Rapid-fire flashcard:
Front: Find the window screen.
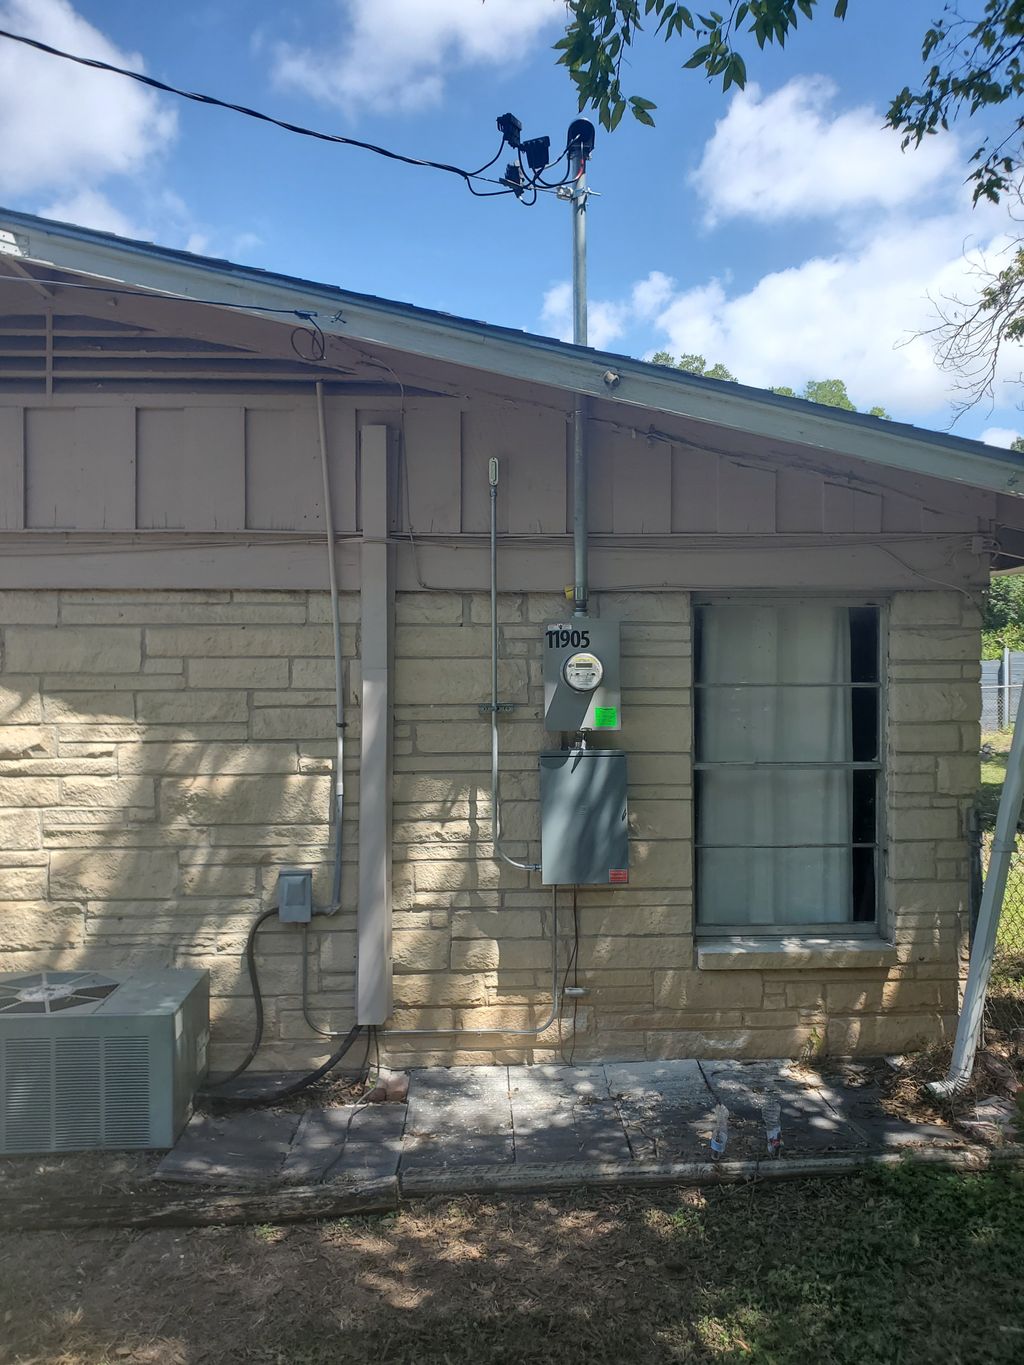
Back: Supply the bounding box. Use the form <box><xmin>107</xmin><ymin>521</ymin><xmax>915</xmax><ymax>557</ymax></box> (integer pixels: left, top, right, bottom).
<box><xmin>694</xmin><ymin>602</ymin><xmax>881</xmax><ymax>932</ymax></box>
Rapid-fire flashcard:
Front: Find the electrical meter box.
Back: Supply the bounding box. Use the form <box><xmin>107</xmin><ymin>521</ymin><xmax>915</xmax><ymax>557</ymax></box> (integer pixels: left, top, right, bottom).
<box><xmin>543</xmin><ymin>616</ymin><xmax>621</xmax><ymax>732</ymax></box>
<box><xmin>539</xmin><ymin>749</ymin><xmax>629</xmax><ymax>886</ymax></box>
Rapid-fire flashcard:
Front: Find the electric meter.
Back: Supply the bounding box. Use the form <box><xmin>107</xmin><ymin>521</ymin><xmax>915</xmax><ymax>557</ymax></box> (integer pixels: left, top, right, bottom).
<box><xmin>563</xmin><ymin>652</ymin><xmax>604</xmax><ymax>692</ymax></box>
<box><xmin>543</xmin><ymin>616</ymin><xmax>621</xmax><ymax>732</ymax></box>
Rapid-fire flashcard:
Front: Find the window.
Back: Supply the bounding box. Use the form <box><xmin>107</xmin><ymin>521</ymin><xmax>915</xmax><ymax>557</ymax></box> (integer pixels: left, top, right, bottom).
<box><xmin>694</xmin><ymin>601</ymin><xmax>882</xmax><ymax>934</ymax></box>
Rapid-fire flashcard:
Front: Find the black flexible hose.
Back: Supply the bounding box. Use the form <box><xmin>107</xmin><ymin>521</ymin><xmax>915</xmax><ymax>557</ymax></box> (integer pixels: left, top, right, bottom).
<box><xmin>197</xmin><ymin>905</ymin><xmax>366</xmax><ymax>1108</ymax></box>
<box><xmin>202</xmin><ymin>1025</ymin><xmax>365</xmax><ymax>1109</ymax></box>
<box><xmin>201</xmin><ymin>904</ymin><xmax>278</xmax><ymax>1088</ymax></box>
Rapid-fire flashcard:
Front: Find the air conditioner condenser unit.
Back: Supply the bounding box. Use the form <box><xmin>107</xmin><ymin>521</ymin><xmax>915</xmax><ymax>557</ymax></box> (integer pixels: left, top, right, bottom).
<box><xmin>0</xmin><ymin>967</ymin><xmax>209</xmax><ymax>1154</ymax></box>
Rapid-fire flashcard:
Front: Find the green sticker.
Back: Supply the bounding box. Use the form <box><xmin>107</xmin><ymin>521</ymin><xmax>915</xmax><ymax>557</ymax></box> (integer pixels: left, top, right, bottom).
<box><xmin>593</xmin><ymin>707</ymin><xmax>618</xmax><ymax>728</ymax></box>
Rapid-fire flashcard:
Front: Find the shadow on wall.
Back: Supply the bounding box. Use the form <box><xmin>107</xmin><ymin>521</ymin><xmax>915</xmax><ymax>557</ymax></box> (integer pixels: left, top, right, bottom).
<box><xmin>0</xmin><ymin>592</ymin><xmax>362</xmax><ymax>1071</ymax></box>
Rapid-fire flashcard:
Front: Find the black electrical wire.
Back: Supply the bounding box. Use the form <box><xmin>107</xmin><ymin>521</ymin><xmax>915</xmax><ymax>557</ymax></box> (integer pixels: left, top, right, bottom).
<box><xmin>569</xmin><ymin>886</ymin><xmax>580</xmax><ymax>1067</ymax></box>
<box><xmin>201</xmin><ymin>1023</ymin><xmax>366</xmax><ymax>1110</ymax></box>
<box><xmin>290</xmin><ymin>313</ymin><xmax>326</xmax><ymax>362</ymax></box>
<box><xmin>196</xmin><ymin>903</ymin><xmax>366</xmax><ymax>1108</ymax></box>
<box><xmin>0</xmin><ymin>27</ymin><xmax>523</xmax><ymax>198</ymax></box>
<box><xmin>200</xmin><ymin>905</ymin><xmax>278</xmax><ymax>1087</ymax></box>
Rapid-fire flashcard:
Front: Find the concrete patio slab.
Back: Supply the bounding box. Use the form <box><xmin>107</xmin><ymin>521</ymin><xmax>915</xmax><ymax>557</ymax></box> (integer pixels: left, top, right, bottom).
<box><xmin>281</xmin><ymin>1104</ymin><xmax>406</xmax><ymax>1184</ymax></box>
<box><xmin>156</xmin><ymin>1111</ymin><xmax>300</xmax><ymax>1184</ymax></box>
<box><xmin>401</xmin><ymin>1065</ymin><xmax>515</xmax><ymax>1172</ymax></box>
<box><xmin>509</xmin><ymin>1065</ymin><xmax>631</xmax><ymax>1165</ymax></box>
<box><xmin>605</xmin><ymin>1060</ymin><xmax>715</xmax><ymax>1161</ymax></box>
<box><xmin>152</xmin><ymin>1058</ymin><xmax>967</xmax><ymax>1191</ymax></box>
<box><xmin>702</xmin><ymin>1060</ymin><xmax>870</xmax><ymax>1157</ymax></box>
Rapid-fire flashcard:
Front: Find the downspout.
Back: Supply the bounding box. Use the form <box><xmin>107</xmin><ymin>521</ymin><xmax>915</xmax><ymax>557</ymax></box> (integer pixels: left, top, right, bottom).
<box><xmin>299</xmin><ymin>380</ymin><xmax>349</xmax><ymax>1040</ymax></box>
<box><xmin>928</xmin><ymin>679</ymin><xmax>1024</xmax><ymax>1097</ymax></box>
<box><xmin>315</xmin><ymin>378</ymin><xmax>345</xmax><ymax>912</ymax></box>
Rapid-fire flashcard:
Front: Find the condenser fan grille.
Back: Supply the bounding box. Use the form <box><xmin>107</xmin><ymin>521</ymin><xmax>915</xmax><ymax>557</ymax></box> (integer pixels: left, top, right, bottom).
<box><xmin>0</xmin><ymin>971</ymin><xmax>119</xmax><ymax>1015</ymax></box>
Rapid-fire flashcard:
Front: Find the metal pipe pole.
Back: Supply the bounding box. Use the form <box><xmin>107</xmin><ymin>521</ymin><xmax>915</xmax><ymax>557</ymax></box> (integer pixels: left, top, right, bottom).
<box><xmin>1004</xmin><ymin>644</ymin><xmax>1011</xmax><ymax>728</ymax></box>
<box><xmin>571</xmin><ymin>143</ymin><xmax>589</xmax><ymax>617</ymax></box>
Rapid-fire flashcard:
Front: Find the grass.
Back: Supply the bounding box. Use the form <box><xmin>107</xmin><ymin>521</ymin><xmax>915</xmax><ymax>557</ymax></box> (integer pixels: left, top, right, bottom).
<box><xmin>2</xmin><ymin>1169</ymin><xmax>1024</xmax><ymax>1364</ymax></box>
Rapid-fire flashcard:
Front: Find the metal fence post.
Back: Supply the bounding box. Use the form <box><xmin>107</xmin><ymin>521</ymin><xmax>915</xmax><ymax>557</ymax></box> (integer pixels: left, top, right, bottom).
<box><xmin>1003</xmin><ymin>645</ymin><xmax>1011</xmax><ymax>729</ymax></box>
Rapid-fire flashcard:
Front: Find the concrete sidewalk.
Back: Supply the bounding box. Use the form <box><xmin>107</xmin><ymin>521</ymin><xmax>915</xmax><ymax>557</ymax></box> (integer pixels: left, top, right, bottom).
<box><xmin>156</xmin><ymin>1059</ymin><xmax>964</xmax><ymax>1192</ymax></box>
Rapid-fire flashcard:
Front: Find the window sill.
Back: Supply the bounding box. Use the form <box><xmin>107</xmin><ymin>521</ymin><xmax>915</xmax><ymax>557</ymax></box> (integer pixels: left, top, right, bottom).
<box><xmin>697</xmin><ymin>936</ymin><xmax>898</xmax><ymax>972</ymax></box>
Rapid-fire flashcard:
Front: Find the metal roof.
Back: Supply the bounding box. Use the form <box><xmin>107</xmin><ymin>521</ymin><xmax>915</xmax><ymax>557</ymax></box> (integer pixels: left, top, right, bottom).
<box><xmin>2</xmin><ymin>204</ymin><xmax>1022</xmax><ymax>497</ymax></box>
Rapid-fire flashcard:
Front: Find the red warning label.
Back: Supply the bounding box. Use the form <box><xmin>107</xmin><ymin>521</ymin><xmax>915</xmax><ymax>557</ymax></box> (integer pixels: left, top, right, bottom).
<box><xmin>609</xmin><ymin>869</ymin><xmax>629</xmax><ymax>884</ymax></box>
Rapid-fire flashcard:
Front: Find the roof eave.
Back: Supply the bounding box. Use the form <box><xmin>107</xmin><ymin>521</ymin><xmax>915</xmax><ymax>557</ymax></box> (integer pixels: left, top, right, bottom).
<box><xmin>2</xmin><ymin>208</ymin><xmax>1023</xmax><ymax>498</ymax></box>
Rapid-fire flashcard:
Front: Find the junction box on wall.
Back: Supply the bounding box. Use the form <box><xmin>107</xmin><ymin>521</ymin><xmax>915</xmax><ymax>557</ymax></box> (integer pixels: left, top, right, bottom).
<box><xmin>539</xmin><ymin>615</ymin><xmax>629</xmax><ymax>886</ymax></box>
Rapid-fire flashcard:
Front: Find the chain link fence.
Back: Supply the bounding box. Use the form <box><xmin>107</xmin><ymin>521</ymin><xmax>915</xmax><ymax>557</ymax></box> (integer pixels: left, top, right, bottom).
<box><xmin>972</xmin><ymin>822</ymin><xmax>1024</xmax><ymax>1037</ymax></box>
<box><xmin>980</xmin><ymin>652</ymin><xmax>1024</xmax><ymax>729</ymax></box>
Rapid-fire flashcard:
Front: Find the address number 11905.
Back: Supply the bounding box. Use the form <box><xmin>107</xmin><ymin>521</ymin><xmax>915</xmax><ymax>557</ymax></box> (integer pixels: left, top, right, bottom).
<box><xmin>546</xmin><ymin>627</ymin><xmax>591</xmax><ymax>649</ymax></box>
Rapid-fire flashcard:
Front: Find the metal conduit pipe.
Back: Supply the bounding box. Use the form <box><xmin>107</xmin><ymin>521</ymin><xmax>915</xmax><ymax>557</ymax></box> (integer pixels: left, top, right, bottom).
<box><xmin>571</xmin><ymin>140</ymin><xmax>589</xmax><ymax>618</ymax></box>
<box><xmin>382</xmin><ymin>886</ymin><xmax>563</xmax><ymax>1038</ymax></box>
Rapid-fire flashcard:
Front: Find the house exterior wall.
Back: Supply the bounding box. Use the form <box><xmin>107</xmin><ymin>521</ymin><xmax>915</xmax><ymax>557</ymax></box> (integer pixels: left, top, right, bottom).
<box><xmin>0</xmin><ymin>584</ymin><xmax>978</xmax><ymax>1069</ymax></box>
<box><xmin>0</xmin><ymin>303</ymin><xmax>995</xmax><ymax>1067</ymax></box>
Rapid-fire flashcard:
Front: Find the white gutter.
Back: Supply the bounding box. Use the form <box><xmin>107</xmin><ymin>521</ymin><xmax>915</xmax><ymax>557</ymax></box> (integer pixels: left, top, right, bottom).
<box><xmin>928</xmin><ymin>682</ymin><xmax>1024</xmax><ymax>1097</ymax></box>
<box><xmin>3</xmin><ymin>211</ymin><xmax>1024</xmax><ymax>498</ymax></box>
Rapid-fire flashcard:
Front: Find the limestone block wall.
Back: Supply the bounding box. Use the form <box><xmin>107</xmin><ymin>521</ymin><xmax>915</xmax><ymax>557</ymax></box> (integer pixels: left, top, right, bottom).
<box><xmin>0</xmin><ymin>589</ymin><xmax>362</xmax><ymax>1070</ymax></box>
<box><xmin>0</xmin><ymin>587</ymin><xmax>979</xmax><ymax>1069</ymax></box>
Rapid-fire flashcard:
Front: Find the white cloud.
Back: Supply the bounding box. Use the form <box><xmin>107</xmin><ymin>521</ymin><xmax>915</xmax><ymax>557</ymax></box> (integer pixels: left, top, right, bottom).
<box><xmin>546</xmin><ymin>207</ymin><xmax>1024</xmax><ymax>416</ymax></box>
<box><xmin>38</xmin><ymin>188</ymin><xmax>145</xmax><ymax>238</ymax></box>
<box><xmin>38</xmin><ymin>187</ymin><xmax>220</xmax><ymax>259</ymax></box>
<box><xmin>271</xmin><ymin>0</ymin><xmax>560</xmax><ymax>114</ymax></box>
<box><xmin>982</xmin><ymin>427</ymin><xmax>1023</xmax><ymax>448</ymax></box>
<box><xmin>540</xmin><ymin>277</ymin><xmax>645</xmax><ymax>352</ymax></box>
<box><xmin>693</xmin><ymin>77</ymin><xmax>959</xmax><ymax>225</ymax></box>
<box><xmin>645</xmin><ymin>200</ymin><xmax>1024</xmax><ymax>413</ymax></box>
<box><xmin>0</xmin><ymin>0</ymin><xmax>176</xmax><ymax>196</ymax></box>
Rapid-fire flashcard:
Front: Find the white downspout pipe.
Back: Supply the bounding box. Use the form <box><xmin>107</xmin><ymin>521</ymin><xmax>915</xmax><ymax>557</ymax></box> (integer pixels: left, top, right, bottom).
<box><xmin>928</xmin><ymin>680</ymin><xmax>1024</xmax><ymax>1097</ymax></box>
<box><xmin>315</xmin><ymin>379</ymin><xmax>345</xmax><ymax>913</ymax></box>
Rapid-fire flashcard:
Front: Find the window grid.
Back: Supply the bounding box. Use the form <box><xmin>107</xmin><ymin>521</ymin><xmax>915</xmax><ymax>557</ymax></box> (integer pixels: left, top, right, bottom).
<box><xmin>693</xmin><ymin>601</ymin><xmax>884</xmax><ymax>937</ymax></box>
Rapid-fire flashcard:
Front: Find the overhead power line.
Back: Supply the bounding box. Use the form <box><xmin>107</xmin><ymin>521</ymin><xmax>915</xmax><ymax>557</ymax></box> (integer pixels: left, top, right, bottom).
<box><xmin>0</xmin><ymin>26</ymin><xmax>572</xmax><ymax>200</ymax></box>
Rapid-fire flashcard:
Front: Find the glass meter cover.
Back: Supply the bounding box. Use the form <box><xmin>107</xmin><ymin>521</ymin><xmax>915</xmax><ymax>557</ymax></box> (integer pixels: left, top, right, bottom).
<box><xmin>562</xmin><ymin>651</ymin><xmax>604</xmax><ymax>693</ymax></box>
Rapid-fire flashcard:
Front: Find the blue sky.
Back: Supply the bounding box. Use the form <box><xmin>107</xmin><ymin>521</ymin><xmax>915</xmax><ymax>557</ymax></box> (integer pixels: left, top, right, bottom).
<box><xmin>1</xmin><ymin>0</ymin><xmax>1023</xmax><ymax>445</ymax></box>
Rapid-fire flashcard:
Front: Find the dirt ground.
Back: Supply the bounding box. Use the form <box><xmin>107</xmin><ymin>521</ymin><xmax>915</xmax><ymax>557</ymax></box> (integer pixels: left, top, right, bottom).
<box><xmin>3</xmin><ymin>1168</ymin><xmax>1024</xmax><ymax>1365</ymax></box>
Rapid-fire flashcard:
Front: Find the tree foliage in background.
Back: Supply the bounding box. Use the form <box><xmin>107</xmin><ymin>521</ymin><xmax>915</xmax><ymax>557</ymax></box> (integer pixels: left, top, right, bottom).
<box><xmin>558</xmin><ymin>4</ymin><xmax>1024</xmax><ymax>412</ymax></box>
<box><xmin>650</xmin><ymin>354</ymin><xmax>890</xmax><ymax>414</ymax></box>
<box><xmin>558</xmin><ymin>2</ymin><xmax>1023</xmax><ymax>204</ymax></box>
<box><xmin>650</xmin><ymin>349</ymin><xmax>737</xmax><ymax>379</ymax></box>
<box><xmin>771</xmin><ymin>377</ymin><xmax>890</xmax><ymax>417</ymax></box>
<box><xmin>983</xmin><ymin>573</ymin><xmax>1024</xmax><ymax>655</ymax></box>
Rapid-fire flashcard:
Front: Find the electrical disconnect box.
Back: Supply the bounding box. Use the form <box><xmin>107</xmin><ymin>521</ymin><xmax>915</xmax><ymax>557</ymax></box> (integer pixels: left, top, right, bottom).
<box><xmin>540</xmin><ymin>749</ymin><xmax>629</xmax><ymax>886</ymax></box>
<box><xmin>543</xmin><ymin>616</ymin><xmax>621</xmax><ymax>733</ymax></box>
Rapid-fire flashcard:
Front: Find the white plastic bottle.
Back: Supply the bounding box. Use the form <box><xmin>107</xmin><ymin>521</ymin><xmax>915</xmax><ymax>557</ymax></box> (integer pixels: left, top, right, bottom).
<box><xmin>710</xmin><ymin>1103</ymin><xmax>729</xmax><ymax>1160</ymax></box>
<box><xmin>763</xmin><ymin>1092</ymin><xmax>782</xmax><ymax>1158</ymax></box>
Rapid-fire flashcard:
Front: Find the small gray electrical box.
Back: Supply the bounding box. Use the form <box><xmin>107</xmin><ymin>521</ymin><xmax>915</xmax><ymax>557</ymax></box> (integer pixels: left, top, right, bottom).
<box><xmin>277</xmin><ymin>869</ymin><xmax>313</xmax><ymax>923</ymax></box>
<box><xmin>543</xmin><ymin>616</ymin><xmax>621</xmax><ymax>732</ymax></box>
<box><xmin>540</xmin><ymin>749</ymin><xmax>629</xmax><ymax>886</ymax></box>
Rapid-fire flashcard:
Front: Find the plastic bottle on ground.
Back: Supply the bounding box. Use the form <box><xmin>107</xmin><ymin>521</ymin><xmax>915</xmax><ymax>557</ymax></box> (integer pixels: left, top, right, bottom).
<box><xmin>710</xmin><ymin>1102</ymin><xmax>729</xmax><ymax>1160</ymax></box>
<box><xmin>763</xmin><ymin>1091</ymin><xmax>782</xmax><ymax>1158</ymax></box>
